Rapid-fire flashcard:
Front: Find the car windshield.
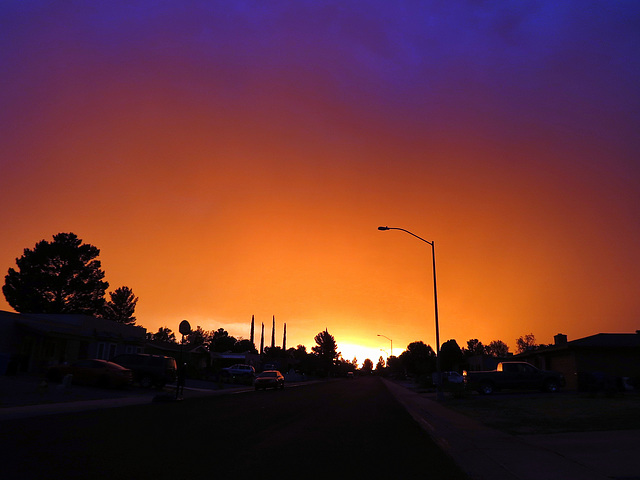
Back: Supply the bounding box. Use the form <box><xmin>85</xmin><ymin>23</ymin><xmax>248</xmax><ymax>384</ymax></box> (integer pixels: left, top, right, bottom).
<box><xmin>259</xmin><ymin>372</ymin><xmax>277</xmax><ymax>377</ymax></box>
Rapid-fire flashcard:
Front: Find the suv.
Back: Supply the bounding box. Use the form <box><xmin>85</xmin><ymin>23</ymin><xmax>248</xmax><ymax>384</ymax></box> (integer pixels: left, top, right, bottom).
<box><xmin>111</xmin><ymin>354</ymin><xmax>177</xmax><ymax>388</ymax></box>
<box><xmin>221</xmin><ymin>364</ymin><xmax>255</xmax><ymax>379</ymax></box>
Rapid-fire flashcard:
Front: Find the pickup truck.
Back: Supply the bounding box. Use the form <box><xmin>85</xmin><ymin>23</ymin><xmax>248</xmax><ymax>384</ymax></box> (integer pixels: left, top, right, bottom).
<box><xmin>464</xmin><ymin>361</ymin><xmax>565</xmax><ymax>394</ymax></box>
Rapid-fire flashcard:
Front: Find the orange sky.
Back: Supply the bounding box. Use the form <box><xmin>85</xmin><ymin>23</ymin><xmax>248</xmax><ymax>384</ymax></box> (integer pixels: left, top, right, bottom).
<box><xmin>2</xmin><ymin>2</ymin><xmax>639</xmax><ymax>363</ymax></box>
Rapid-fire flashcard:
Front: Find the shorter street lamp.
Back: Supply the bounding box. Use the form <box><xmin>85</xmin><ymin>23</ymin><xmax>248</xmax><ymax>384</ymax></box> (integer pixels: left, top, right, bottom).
<box><xmin>378</xmin><ymin>226</ymin><xmax>443</xmax><ymax>401</ymax></box>
<box><xmin>377</xmin><ymin>334</ymin><xmax>393</xmax><ymax>357</ymax></box>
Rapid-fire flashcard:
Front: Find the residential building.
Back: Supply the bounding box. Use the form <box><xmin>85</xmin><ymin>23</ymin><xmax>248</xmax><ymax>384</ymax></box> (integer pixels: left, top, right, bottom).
<box><xmin>0</xmin><ymin>310</ymin><xmax>146</xmax><ymax>375</ymax></box>
<box><xmin>515</xmin><ymin>332</ymin><xmax>640</xmax><ymax>390</ymax></box>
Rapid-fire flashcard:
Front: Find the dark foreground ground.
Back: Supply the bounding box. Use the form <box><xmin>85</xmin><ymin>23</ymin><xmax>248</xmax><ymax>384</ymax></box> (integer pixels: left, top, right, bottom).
<box><xmin>443</xmin><ymin>388</ymin><xmax>640</xmax><ymax>434</ymax></box>
<box><xmin>0</xmin><ymin>376</ymin><xmax>467</xmax><ymax>479</ymax></box>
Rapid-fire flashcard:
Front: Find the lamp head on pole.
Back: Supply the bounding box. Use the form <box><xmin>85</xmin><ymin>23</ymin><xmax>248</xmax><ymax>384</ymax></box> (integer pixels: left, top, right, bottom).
<box><xmin>378</xmin><ymin>226</ymin><xmax>389</xmax><ymax>231</ymax></box>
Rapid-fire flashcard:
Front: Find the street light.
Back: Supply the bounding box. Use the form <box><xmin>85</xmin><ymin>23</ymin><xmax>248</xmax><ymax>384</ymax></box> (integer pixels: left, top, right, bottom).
<box><xmin>378</xmin><ymin>225</ymin><xmax>443</xmax><ymax>401</ymax></box>
<box><xmin>377</xmin><ymin>334</ymin><xmax>393</xmax><ymax>357</ymax></box>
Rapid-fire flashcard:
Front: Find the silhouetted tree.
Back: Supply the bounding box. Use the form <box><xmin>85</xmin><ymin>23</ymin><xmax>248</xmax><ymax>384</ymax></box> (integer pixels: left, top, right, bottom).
<box><xmin>102</xmin><ymin>286</ymin><xmax>138</xmax><ymax>324</ymax></box>
<box><xmin>290</xmin><ymin>344</ymin><xmax>317</xmax><ymax>375</ymax></box>
<box><xmin>3</xmin><ymin>233</ymin><xmax>108</xmax><ymax>315</ymax></box>
<box><xmin>292</xmin><ymin>344</ymin><xmax>308</xmax><ymax>361</ymax></box>
<box><xmin>312</xmin><ymin>329</ymin><xmax>339</xmax><ymax>373</ymax></box>
<box><xmin>209</xmin><ymin>328</ymin><xmax>236</xmax><ymax>352</ymax></box>
<box><xmin>234</xmin><ymin>338</ymin><xmax>258</xmax><ymax>354</ymax></box>
<box><xmin>333</xmin><ymin>357</ymin><xmax>356</xmax><ymax>377</ymax></box>
<box><xmin>263</xmin><ymin>345</ymin><xmax>285</xmax><ymax>363</ymax></box>
<box><xmin>465</xmin><ymin>338</ymin><xmax>486</xmax><ymax>356</ymax></box>
<box><xmin>186</xmin><ymin>325</ymin><xmax>210</xmax><ymax>347</ymax></box>
<box><xmin>148</xmin><ymin>327</ymin><xmax>177</xmax><ymax>343</ymax></box>
<box><xmin>439</xmin><ymin>339</ymin><xmax>463</xmax><ymax>372</ymax></box>
<box><xmin>361</xmin><ymin>358</ymin><xmax>373</xmax><ymax>374</ymax></box>
<box><xmin>386</xmin><ymin>355</ymin><xmax>403</xmax><ymax>377</ymax></box>
<box><xmin>516</xmin><ymin>333</ymin><xmax>537</xmax><ymax>354</ymax></box>
<box><xmin>351</xmin><ymin>357</ymin><xmax>359</xmax><ymax>370</ymax></box>
<box><xmin>486</xmin><ymin>340</ymin><xmax>509</xmax><ymax>357</ymax></box>
<box><xmin>375</xmin><ymin>356</ymin><xmax>386</xmax><ymax>374</ymax></box>
<box><xmin>399</xmin><ymin>341</ymin><xmax>436</xmax><ymax>377</ymax></box>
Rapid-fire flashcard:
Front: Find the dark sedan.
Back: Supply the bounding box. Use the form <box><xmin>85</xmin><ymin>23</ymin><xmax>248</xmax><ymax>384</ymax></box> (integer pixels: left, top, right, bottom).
<box><xmin>254</xmin><ymin>370</ymin><xmax>285</xmax><ymax>390</ymax></box>
<box><xmin>46</xmin><ymin>359</ymin><xmax>133</xmax><ymax>388</ymax></box>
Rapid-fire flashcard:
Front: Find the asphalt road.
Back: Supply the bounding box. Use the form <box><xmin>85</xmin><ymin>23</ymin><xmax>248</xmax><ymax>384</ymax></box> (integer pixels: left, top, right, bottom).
<box><xmin>1</xmin><ymin>376</ymin><xmax>467</xmax><ymax>479</ymax></box>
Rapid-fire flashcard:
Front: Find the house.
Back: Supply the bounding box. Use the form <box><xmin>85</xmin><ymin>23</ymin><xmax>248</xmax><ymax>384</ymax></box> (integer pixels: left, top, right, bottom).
<box><xmin>515</xmin><ymin>332</ymin><xmax>640</xmax><ymax>390</ymax></box>
<box><xmin>0</xmin><ymin>310</ymin><xmax>146</xmax><ymax>375</ymax></box>
<box><xmin>145</xmin><ymin>339</ymin><xmax>213</xmax><ymax>378</ymax></box>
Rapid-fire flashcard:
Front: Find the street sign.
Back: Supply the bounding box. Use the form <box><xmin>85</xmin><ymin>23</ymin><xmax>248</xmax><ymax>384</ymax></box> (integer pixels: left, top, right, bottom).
<box><xmin>179</xmin><ymin>320</ymin><xmax>191</xmax><ymax>336</ymax></box>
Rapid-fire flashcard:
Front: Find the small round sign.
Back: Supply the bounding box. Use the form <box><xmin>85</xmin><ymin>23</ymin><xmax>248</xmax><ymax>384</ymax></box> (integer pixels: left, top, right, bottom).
<box><xmin>179</xmin><ymin>320</ymin><xmax>191</xmax><ymax>335</ymax></box>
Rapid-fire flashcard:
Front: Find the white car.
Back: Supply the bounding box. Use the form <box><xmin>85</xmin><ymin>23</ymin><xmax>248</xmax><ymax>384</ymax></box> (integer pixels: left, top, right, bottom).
<box><xmin>221</xmin><ymin>364</ymin><xmax>255</xmax><ymax>378</ymax></box>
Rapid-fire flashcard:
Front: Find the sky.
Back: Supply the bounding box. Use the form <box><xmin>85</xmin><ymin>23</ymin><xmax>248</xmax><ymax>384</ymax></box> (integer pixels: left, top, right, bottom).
<box><xmin>1</xmin><ymin>1</ymin><xmax>639</xmax><ymax>364</ymax></box>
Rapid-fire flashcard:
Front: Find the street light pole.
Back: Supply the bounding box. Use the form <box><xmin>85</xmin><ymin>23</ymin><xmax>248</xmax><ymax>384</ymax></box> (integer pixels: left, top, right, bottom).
<box><xmin>377</xmin><ymin>334</ymin><xmax>393</xmax><ymax>357</ymax></box>
<box><xmin>378</xmin><ymin>226</ymin><xmax>443</xmax><ymax>401</ymax></box>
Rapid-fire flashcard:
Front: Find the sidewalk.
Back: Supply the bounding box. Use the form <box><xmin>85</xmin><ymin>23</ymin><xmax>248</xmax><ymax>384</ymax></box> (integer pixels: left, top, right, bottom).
<box><xmin>383</xmin><ymin>378</ymin><xmax>640</xmax><ymax>480</ymax></box>
<box><xmin>0</xmin><ymin>375</ymin><xmax>251</xmax><ymax>421</ymax></box>
<box><xmin>0</xmin><ymin>374</ymin><xmax>318</xmax><ymax>422</ymax></box>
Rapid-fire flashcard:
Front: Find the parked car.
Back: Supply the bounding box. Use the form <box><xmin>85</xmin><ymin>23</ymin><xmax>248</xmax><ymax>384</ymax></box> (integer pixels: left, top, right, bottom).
<box><xmin>46</xmin><ymin>359</ymin><xmax>133</xmax><ymax>388</ymax></box>
<box><xmin>111</xmin><ymin>353</ymin><xmax>177</xmax><ymax>388</ymax></box>
<box><xmin>221</xmin><ymin>364</ymin><xmax>255</xmax><ymax>379</ymax></box>
<box><xmin>254</xmin><ymin>370</ymin><xmax>285</xmax><ymax>390</ymax></box>
<box><xmin>464</xmin><ymin>361</ymin><xmax>565</xmax><ymax>394</ymax></box>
